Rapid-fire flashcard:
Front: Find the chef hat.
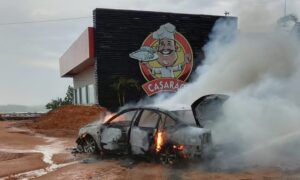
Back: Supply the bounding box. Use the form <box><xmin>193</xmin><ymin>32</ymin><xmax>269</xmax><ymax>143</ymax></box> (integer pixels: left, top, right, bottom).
<box><xmin>153</xmin><ymin>23</ymin><xmax>176</xmax><ymax>40</ymax></box>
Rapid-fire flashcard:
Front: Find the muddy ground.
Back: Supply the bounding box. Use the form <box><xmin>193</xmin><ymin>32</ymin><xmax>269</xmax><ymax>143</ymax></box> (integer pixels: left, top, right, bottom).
<box><xmin>1</xmin><ymin>120</ymin><xmax>300</xmax><ymax>180</ymax></box>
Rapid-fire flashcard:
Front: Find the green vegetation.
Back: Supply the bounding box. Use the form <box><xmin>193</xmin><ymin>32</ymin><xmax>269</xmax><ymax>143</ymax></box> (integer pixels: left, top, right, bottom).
<box><xmin>111</xmin><ymin>77</ymin><xmax>140</xmax><ymax>106</ymax></box>
<box><xmin>46</xmin><ymin>86</ymin><xmax>74</xmax><ymax>110</ymax></box>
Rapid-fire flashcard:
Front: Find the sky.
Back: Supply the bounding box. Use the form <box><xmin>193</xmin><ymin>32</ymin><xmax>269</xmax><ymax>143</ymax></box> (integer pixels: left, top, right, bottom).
<box><xmin>0</xmin><ymin>0</ymin><xmax>299</xmax><ymax>106</ymax></box>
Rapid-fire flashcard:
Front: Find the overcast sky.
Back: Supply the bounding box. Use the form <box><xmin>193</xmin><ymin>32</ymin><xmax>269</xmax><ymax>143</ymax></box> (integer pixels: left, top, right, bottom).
<box><xmin>0</xmin><ymin>0</ymin><xmax>299</xmax><ymax>106</ymax></box>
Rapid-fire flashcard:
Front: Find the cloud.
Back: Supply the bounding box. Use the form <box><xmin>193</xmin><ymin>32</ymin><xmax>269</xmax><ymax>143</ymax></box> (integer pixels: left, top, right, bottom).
<box><xmin>1</xmin><ymin>0</ymin><xmax>300</xmax><ymax>105</ymax></box>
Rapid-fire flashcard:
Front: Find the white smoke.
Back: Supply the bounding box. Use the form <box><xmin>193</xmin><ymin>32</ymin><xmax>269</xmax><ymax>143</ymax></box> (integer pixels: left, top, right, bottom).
<box><xmin>154</xmin><ymin>16</ymin><xmax>300</xmax><ymax>170</ymax></box>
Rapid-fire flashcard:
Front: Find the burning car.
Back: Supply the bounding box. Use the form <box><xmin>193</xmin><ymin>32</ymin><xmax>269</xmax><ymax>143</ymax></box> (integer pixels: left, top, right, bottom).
<box><xmin>75</xmin><ymin>94</ymin><xmax>229</xmax><ymax>164</ymax></box>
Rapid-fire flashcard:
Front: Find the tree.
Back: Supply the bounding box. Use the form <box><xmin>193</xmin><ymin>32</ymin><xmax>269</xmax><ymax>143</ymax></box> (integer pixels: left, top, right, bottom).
<box><xmin>111</xmin><ymin>77</ymin><xmax>140</xmax><ymax>106</ymax></box>
<box><xmin>45</xmin><ymin>97</ymin><xmax>64</xmax><ymax>110</ymax></box>
<box><xmin>46</xmin><ymin>86</ymin><xmax>74</xmax><ymax>110</ymax></box>
<box><xmin>63</xmin><ymin>86</ymin><xmax>74</xmax><ymax>104</ymax></box>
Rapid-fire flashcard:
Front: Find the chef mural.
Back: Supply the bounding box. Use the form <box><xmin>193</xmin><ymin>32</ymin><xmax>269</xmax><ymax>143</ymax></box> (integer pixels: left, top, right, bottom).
<box><xmin>129</xmin><ymin>23</ymin><xmax>193</xmax><ymax>96</ymax></box>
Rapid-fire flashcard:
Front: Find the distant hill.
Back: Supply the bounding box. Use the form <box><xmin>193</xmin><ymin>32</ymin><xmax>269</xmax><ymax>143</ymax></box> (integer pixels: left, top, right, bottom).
<box><xmin>0</xmin><ymin>105</ymin><xmax>48</xmax><ymax>113</ymax></box>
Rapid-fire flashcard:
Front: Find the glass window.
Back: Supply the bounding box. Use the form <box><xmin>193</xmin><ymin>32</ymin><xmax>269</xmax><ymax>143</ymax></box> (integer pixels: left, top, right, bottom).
<box><xmin>81</xmin><ymin>87</ymin><xmax>87</xmax><ymax>104</ymax></box>
<box><xmin>76</xmin><ymin>88</ymin><xmax>81</xmax><ymax>104</ymax></box>
<box><xmin>164</xmin><ymin>115</ymin><xmax>176</xmax><ymax>128</ymax></box>
<box><xmin>87</xmin><ymin>84</ymin><xmax>95</xmax><ymax>104</ymax></box>
<box><xmin>138</xmin><ymin>110</ymin><xmax>160</xmax><ymax>128</ymax></box>
<box><xmin>73</xmin><ymin>89</ymin><xmax>77</xmax><ymax>104</ymax></box>
<box><xmin>109</xmin><ymin>110</ymin><xmax>138</xmax><ymax>124</ymax></box>
<box><xmin>86</xmin><ymin>86</ymin><xmax>89</xmax><ymax>104</ymax></box>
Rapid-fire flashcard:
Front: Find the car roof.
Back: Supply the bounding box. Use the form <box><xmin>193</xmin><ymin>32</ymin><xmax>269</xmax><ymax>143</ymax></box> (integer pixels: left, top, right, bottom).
<box><xmin>145</xmin><ymin>104</ymin><xmax>191</xmax><ymax>111</ymax></box>
<box><xmin>120</xmin><ymin>104</ymin><xmax>191</xmax><ymax>113</ymax></box>
<box><xmin>107</xmin><ymin>105</ymin><xmax>195</xmax><ymax>126</ymax></box>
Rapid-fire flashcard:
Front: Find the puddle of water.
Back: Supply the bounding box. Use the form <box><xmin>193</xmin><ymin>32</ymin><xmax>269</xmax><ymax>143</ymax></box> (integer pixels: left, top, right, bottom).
<box><xmin>0</xmin><ymin>130</ymin><xmax>77</xmax><ymax>179</ymax></box>
<box><xmin>8</xmin><ymin>161</ymin><xmax>77</xmax><ymax>180</ymax></box>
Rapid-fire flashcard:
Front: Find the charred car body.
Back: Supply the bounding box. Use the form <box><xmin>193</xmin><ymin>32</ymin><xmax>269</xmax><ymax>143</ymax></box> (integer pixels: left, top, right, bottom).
<box><xmin>75</xmin><ymin>94</ymin><xmax>228</xmax><ymax>164</ymax></box>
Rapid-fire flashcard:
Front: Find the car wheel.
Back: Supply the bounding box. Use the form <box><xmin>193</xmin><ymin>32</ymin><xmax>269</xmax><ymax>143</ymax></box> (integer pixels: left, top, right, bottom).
<box><xmin>76</xmin><ymin>144</ymin><xmax>84</xmax><ymax>153</ymax></box>
<box><xmin>83</xmin><ymin>136</ymin><xmax>98</xmax><ymax>153</ymax></box>
<box><xmin>159</xmin><ymin>147</ymin><xmax>177</xmax><ymax>165</ymax></box>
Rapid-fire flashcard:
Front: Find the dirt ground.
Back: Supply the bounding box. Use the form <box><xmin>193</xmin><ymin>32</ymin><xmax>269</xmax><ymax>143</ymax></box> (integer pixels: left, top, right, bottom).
<box><xmin>1</xmin><ymin>105</ymin><xmax>300</xmax><ymax>179</ymax></box>
<box><xmin>1</xmin><ymin>120</ymin><xmax>300</xmax><ymax>180</ymax></box>
<box><xmin>27</xmin><ymin>105</ymin><xmax>106</xmax><ymax>138</ymax></box>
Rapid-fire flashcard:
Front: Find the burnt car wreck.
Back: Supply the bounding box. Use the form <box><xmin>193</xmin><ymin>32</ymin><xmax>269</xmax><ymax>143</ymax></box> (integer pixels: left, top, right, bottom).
<box><xmin>75</xmin><ymin>94</ymin><xmax>229</xmax><ymax>164</ymax></box>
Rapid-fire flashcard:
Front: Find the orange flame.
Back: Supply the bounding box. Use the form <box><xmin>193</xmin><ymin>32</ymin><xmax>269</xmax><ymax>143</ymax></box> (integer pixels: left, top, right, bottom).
<box><xmin>103</xmin><ymin>113</ymin><xmax>116</xmax><ymax>122</ymax></box>
<box><xmin>156</xmin><ymin>131</ymin><xmax>164</xmax><ymax>152</ymax></box>
<box><xmin>103</xmin><ymin>112</ymin><xmax>130</xmax><ymax>123</ymax></box>
<box><xmin>173</xmin><ymin>145</ymin><xmax>184</xmax><ymax>151</ymax></box>
<box><xmin>178</xmin><ymin>145</ymin><xmax>184</xmax><ymax>151</ymax></box>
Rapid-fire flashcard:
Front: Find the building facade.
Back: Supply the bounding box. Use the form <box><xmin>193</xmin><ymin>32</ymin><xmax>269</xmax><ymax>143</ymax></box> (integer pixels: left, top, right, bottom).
<box><xmin>59</xmin><ymin>8</ymin><xmax>237</xmax><ymax>110</ymax></box>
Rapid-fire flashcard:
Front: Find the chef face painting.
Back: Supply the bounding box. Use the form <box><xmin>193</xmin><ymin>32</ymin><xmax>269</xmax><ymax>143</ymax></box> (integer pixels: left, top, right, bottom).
<box><xmin>157</xmin><ymin>38</ymin><xmax>177</xmax><ymax>67</ymax></box>
<box><xmin>129</xmin><ymin>23</ymin><xmax>193</xmax><ymax>96</ymax></box>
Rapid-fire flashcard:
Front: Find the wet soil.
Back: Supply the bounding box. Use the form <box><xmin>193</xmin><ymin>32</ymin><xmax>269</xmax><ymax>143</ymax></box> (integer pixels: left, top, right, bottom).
<box><xmin>1</xmin><ymin>118</ymin><xmax>300</xmax><ymax>179</ymax></box>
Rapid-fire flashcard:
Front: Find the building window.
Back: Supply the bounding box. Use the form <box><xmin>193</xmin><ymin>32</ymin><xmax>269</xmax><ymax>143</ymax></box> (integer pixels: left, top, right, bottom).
<box><xmin>87</xmin><ymin>84</ymin><xmax>95</xmax><ymax>104</ymax></box>
<box><xmin>86</xmin><ymin>86</ymin><xmax>89</xmax><ymax>104</ymax></box>
<box><xmin>74</xmin><ymin>89</ymin><xmax>77</xmax><ymax>104</ymax></box>
<box><xmin>81</xmin><ymin>87</ymin><xmax>87</xmax><ymax>104</ymax></box>
<box><xmin>76</xmin><ymin>88</ymin><xmax>81</xmax><ymax>104</ymax></box>
<box><xmin>74</xmin><ymin>85</ymin><xmax>95</xmax><ymax>105</ymax></box>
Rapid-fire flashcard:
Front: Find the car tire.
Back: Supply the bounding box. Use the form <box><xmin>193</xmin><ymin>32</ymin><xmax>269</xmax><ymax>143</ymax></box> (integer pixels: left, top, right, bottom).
<box><xmin>83</xmin><ymin>136</ymin><xmax>99</xmax><ymax>154</ymax></box>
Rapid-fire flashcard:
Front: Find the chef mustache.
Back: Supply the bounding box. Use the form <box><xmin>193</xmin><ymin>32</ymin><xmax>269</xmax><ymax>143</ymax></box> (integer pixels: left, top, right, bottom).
<box><xmin>155</xmin><ymin>42</ymin><xmax>179</xmax><ymax>53</ymax></box>
<box><xmin>157</xmin><ymin>49</ymin><xmax>176</xmax><ymax>54</ymax></box>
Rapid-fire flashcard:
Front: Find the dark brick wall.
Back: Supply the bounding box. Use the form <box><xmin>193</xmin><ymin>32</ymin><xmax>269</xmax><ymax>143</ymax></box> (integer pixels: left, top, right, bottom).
<box><xmin>93</xmin><ymin>8</ymin><xmax>236</xmax><ymax>110</ymax></box>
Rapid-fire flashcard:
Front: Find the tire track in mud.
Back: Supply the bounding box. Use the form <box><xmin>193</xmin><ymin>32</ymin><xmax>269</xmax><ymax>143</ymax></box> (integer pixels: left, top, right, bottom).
<box><xmin>0</xmin><ymin>152</ymin><xmax>24</xmax><ymax>161</ymax></box>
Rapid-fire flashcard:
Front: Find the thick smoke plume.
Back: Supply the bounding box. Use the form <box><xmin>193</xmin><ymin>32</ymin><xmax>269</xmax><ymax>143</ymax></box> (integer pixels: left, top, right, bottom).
<box><xmin>155</xmin><ymin>16</ymin><xmax>300</xmax><ymax>170</ymax></box>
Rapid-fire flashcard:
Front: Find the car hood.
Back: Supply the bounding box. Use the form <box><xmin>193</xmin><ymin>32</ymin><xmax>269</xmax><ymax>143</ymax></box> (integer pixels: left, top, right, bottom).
<box><xmin>78</xmin><ymin>121</ymin><xmax>103</xmax><ymax>136</ymax></box>
<box><xmin>191</xmin><ymin>94</ymin><xmax>229</xmax><ymax>127</ymax></box>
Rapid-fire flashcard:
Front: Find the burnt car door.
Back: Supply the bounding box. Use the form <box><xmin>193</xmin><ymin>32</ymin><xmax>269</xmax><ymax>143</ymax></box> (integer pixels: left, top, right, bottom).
<box><xmin>100</xmin><ymin>109</ymin><xmax>139</xmax><ymax>152</ymax></box>
<box><xmin>191</xmin><ymin>94</ymin><xmax>229</xmax><ymax>127</ymax></box>
<box><xmin>130</xmin><ymin>109</ymin><xmax>161</xmax><ymax>155</ymax></box>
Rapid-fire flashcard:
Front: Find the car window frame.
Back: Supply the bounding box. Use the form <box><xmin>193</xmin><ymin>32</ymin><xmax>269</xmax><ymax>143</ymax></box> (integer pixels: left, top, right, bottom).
<box><xmin>161</xmin><ymin>113</ymin><xmax>177</xmax><ymax>129</ymax></box>
<box><xmin>104</xmin><ymin>109</ymin><xmax>139</xmax><ymax>125</ymax></box>
<box><xmin>133</xmin><ymin>109</ymin><xmax>162</xmax><ymax>129</ymax></box>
